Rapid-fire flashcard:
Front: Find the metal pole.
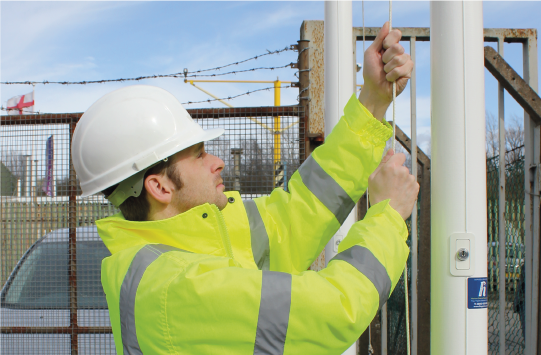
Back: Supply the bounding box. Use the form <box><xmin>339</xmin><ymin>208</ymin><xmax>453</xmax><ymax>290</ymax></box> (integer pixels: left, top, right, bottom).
<box><xmin>381</xmin><ymin>304</ymin><xmax>388</xmax><ymax>355</ymax></box>
<box><xmin>324</xmin><ymin>2</ymin><xmax>356</xmax><ymax>354</ymax></box>
<box><xmin>274</xmin><ymin>79</ymin><xmax>283</xmax><ymax>188</ymax></box>
<box><xmin>68</xmin><ymin>122</ymin><xmax>78</xmax><ymax>355</ymax></box>
<box><xmin>497</xmin><ymin>37</ymin><xmax>506</xmax><ymax>355</ymax></box>
<box><xmin>231</xmin><ymin>148</ymin><xmax>242</xmax><ymax>192</ymax></box>
<box><xmin>523</xmin><ymin>31</ymin><xmax>540</xmax><ymax>355</ymax></box>
<box><xmin>410</xmin><ymin>36</ymin><xmax>418</xmax><ymax>355</ymax></box>
<box><xmin>430</xmin><ymin>2</ymin><xmax>488</xmax><ymax>354</ymax></box>
<box><xmin>22</xmin><ymin>155</ymin><xmax>31</xmax><ymax>197</ymax></box>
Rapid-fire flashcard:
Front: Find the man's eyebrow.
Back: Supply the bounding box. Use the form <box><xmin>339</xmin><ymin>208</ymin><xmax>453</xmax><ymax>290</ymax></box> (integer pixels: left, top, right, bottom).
<box><xmin>195</xmin><ymin>143</ymin><xmax>204</xmax><ymax>154</ymax></box>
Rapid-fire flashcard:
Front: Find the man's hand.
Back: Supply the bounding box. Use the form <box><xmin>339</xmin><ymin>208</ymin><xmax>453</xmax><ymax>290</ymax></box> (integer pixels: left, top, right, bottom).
<box><xmin>368</xmin><ymin>150</ymin><xmax>419</xmax><ymax>220</ymax></box>
<box><xmin>359</xmin><ymin>22</ymin><xmax>413</xmax><ymax>120</ymax></box>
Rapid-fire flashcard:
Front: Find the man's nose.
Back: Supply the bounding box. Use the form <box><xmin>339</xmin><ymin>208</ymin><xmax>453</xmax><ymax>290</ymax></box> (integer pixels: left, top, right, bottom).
<box><xmin>211</xmin><ymin>154</ymin><xmax>225</xmax><ymax>173</ymax></box>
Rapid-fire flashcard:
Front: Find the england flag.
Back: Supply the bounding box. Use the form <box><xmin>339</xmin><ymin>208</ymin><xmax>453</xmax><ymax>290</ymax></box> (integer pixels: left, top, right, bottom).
<box><xmin>6</xmin><ymin>91</ymin><xmax>34</xmax><ymax>114</ymax></box>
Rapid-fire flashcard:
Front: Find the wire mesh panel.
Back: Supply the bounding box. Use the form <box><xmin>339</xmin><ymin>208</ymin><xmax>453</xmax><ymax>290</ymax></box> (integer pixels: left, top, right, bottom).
<box><xmin>1</xmin><ymin>106</ymin><xmax>305</xmax><ymax>354</ymax></box>
<box><xmin>487</xmin><ymin>152</ymin><xmax>526</xmax><ymax>355</ymax></box>
<box><xmin>386</xmin><ymin>206</ymin><xmax>418</xmax><ymax>355</ymax></box>
<box><xmin>0</xmin><ymin>113</ymin><xmax>116</xmax><ymax>354</ymax></box>
<box><xmin>191</xmin><ymin>106</ymin><xmax>306</xmax><ymax>199</ymax></box>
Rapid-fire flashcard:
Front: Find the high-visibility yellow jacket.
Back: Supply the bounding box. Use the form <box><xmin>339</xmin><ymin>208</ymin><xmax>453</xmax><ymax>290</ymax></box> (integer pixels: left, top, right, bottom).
<box><xmin>96</xmin><ymin>94</ymin><xmax>410</xmax><ymax>355</ymax></box>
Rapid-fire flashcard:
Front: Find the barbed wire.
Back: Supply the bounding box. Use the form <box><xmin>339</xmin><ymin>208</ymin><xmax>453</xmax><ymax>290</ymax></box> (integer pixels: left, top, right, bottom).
<box><xmin>0</xmin><ymin>85</ymin><xmax>295</xmax><ymax>113</ymax></box>
<box><xmin>1</xmin><ymin>47</ymin><xmax>296</xmax><ymax>86</ymax></box>
<box><xmin>187</xmin><ymin>46</ymin><xmax>294</xmax><ymax>74</ymax></box>
<box><xmin>0</xmin><ymin>63</ymin><xmax>294</xmax><ymax>85</ymax></box>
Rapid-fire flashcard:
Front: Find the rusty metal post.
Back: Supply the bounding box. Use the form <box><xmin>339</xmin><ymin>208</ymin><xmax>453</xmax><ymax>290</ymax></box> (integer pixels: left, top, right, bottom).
<box><xmin>417</xmin><ymin>158</ymin><xmax>431</xmax><ymax>355</ymax></box>
<box><xmin>297</xmin><ymin>39</ymin><xmax>313</xmax><ymax>156</ymax></box>
<box><xmin>300</xmin><ymin>21</ymin><xmax>325</xmax><ymax>156</ymax></box>
<box><xmin>497</xmin><ymin>37</ymin><xmax>506</xmax><ymax>355</ymax></box>
<box><xmin>522</xmin><ymin>30</ymin><xmax>540</xmax><ymax>355</ymax></box>
<box><xmin>231</xmin><ymin>148</ymin><xmax>242</xmax><ymax>192</ymax></box>
<box><xmin>68</xmin><ymin>121</ymin><xmax>78</xmax><ymax>355</ymax></box>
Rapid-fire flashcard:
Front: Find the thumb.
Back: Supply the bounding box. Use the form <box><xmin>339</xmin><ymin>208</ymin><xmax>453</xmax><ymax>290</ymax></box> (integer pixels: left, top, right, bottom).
<box><xmin>373</xmin><ymin>149</ymin><xmax>394</xmax><ymax>175</ymax></box>
<box><xmin>381</xmin><ymin>148</ymin><xmax>394</xmax><ymax>164</ymax></box>
<box><xmin>368</xmin><ymin>22</ymin><xmax>390</xmax><ymax>52</ymax></box>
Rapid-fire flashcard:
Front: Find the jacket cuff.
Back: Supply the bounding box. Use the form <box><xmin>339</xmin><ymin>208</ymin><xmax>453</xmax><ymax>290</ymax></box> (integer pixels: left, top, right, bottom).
<box><xmin>365</xmin><ymin>199</ymin><xmax>408</xmax><ymax>242</ymax></box>
<box><xmin>342</xmin><ymin>94</ymin><xmax>392</xmax><ymax>146</ymax></box>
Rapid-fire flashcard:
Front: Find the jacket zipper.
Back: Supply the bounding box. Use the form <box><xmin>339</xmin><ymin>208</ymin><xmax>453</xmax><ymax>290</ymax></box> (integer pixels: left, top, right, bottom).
<box><xmin>213</xmin><ymin>205</ymin><xmax>234</xmax><ymax>260</ymax></box>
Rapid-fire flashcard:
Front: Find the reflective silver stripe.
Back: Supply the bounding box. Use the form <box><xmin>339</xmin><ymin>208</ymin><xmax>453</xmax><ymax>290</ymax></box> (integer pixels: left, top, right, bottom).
<box><xmin>119</xmin><ymin>244</ymin><xmax>181</xmax><ymax>355</ymax></box>
<box><xmin>330</xmin><ymin>245</ymin><xmax>391</xmax><ymax>310</ymax></box>
<box><xmin>298</xmin><ymin>155</ymin><xmax>355</xmax><ymax>225</ymax></box>
<box><xmin>244</xmin><ymin>199</ymin><xmax>270</xmax><ymax>270</ymax></box>
<box><xmin>253</xmin><ymin>271</ymin><xmax>292</xmax><ymax>355</ymax></box>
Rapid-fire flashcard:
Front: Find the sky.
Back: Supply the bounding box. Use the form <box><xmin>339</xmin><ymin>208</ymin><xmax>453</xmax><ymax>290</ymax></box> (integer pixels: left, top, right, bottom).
<box><xmin>1</xmin><ymin>1</ymin><xmax>540</xmax><ymax>169</ymax></box>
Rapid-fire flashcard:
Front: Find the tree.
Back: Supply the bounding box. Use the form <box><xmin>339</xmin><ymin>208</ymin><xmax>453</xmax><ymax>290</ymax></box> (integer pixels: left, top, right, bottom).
<box><xmin>485</xmin><ymin>111</ymin><xmax>524</xmax><ymax>164</ymax></box>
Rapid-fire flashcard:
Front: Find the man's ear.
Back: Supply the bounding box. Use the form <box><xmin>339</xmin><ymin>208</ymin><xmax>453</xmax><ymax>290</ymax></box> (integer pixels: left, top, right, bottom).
<box><xmin>144</xmin><ymin>173</ymin><xmax>174</xmax><ymax>204</ymax></box>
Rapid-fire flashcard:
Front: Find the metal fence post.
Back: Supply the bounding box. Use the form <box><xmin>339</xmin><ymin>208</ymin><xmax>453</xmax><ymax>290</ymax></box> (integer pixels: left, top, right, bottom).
<box><xmin>231</xmin><ymin>148</ymin><xmax>242</xmax><ymax>192</ymax></box>
<box><xmin>497</xmin><ymin>37</ymin><xmax>506</xmax><ymax>355</ymax></box>
<box><xmin>410</xmin><ymin>35</ymin><xmax>419</xmax><ymax>355</ymax></box>
<box><xmin>68</xmin><ymin>120</ymin><xmax>79</xmax><ymax>355</ymax></box>
<box><xmin>523</xmin><ymin>31</ymin><xmax>540</xmax><ymax>355</ymax></box>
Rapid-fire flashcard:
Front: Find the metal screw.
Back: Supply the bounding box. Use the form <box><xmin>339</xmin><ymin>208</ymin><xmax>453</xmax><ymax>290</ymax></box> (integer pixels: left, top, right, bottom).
<box><xmin>457</xmin><ymin>248</ymin><xmax>469</xmax><ymax>261</ymax></box>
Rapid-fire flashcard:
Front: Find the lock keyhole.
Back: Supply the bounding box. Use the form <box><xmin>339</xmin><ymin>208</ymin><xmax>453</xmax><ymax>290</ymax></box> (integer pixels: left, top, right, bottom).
<box><xmin>457</xmin><ymin>248</ymin><xmax>469</xmax><ymax>261</ymax></box>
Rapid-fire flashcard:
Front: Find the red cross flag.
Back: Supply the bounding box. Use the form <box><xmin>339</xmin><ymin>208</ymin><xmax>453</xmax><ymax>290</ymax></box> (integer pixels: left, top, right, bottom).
<box><xmin>7</xmin><ymin>91</ymin><xmax>34</xmax><ymax>114</ymax></box>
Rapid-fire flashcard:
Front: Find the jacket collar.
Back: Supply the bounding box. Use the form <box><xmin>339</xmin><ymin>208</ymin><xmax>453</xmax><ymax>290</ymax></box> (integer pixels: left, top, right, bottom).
<box><xmin>96</xmin><ymin>194</ymin><xmax>236</xmax><ymax>258</ymax></box>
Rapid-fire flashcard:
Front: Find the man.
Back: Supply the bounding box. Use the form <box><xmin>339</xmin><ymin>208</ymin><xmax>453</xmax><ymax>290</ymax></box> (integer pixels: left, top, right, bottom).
<box><xmin>71</xmin><ymin>22</ymin><xmax>417</xmax><ymax>355</ymax></box>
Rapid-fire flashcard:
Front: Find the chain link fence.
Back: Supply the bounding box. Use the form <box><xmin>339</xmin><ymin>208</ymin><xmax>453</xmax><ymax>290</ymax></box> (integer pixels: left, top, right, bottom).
<box><xmin>0</xmin><ymin>106</ymin><xmax>305</xmax><ymax>354</ymax></box>
<box><xmin>382</xmin><ymin>147</ymin><xmax>526</xmax><ymax>355</ymax></box>
<box><xmin>386</xmin><ymin>208</ymin><xmax>417</xmax><ymax>355</ymax></box>
<box><xmin>487</xmin><ymin>151</ymin><xmax>526</xmax><ymax>355</ymax></box>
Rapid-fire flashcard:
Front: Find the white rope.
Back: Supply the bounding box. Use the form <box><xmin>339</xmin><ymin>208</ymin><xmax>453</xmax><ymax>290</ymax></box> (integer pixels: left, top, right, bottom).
<box><xmin>389</xmin><ymin>2</ymin><xmax>411</xmax><ymax>355</ymax></box>
<box><xmin>363</xmin><ymin>3</ymin><xmax>375</xmax><ymax>354</ymax></box>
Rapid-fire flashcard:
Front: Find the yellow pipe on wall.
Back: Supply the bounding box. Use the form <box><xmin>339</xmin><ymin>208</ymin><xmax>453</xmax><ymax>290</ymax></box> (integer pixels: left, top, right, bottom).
<box><xmin>274</xmin><ymin>80</ymin><xmax>281</xmax><ymax>169</ymax></box>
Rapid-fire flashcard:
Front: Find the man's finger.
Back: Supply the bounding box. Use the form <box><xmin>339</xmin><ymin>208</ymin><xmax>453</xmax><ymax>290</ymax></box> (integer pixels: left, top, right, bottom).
<box><xmin>383</xmin><ymin>29</ymin><xmax>402</xmax><ymax>50</ymax></box>
<box><xmin>369</xmin><ymin>22</ymin><xmax>390</xmax><ymax>52</ymax></box>
<box><xmin>386</xmin><ymin>59</ymin><xmax>414</xmax><ymax>83</ymax></box>
<box><xmin>384</xmin><ymin>54</ymin><xmax>409</xmax><ymax>74</ymax></box>
<box><xmin>382</xmin><ymin>44</ymin><xmax>405</xmax><ymax>65</ymax></box>
<box><xmin>388</xmin><ymin>152</ymin><xmax>407</xmax><ymax>166</ymax></box>
<box><xmin>372</xmin><ymin>149</ymin><xmax>394</xmax><ymax>175</ymax></box>
<box><xmin>381</xmin><ymin>148</ymin><xmax>394</xmax><ymax>164</ymax></box>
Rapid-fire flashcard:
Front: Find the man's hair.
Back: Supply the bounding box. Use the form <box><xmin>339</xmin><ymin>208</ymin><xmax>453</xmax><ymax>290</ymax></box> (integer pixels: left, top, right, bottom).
<box><xmin>102</xmin><ymin>157</ymin><xmax>183</xmax><ymax>222</ymax></box>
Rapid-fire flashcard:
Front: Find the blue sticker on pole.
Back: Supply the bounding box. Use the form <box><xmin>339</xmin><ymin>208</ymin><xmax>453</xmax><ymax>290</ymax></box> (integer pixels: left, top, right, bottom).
<box><xmin>467</xmin><ymin>277</ymin><xmax>488</xmax><ymax>309</ymax></box>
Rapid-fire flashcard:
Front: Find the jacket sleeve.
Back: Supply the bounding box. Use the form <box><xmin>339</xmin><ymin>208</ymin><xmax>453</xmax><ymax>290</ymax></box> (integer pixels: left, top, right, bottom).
<box><xmin>245</xmin><ymin>94</ymin><xmax>393</xmax><ymax>273</ymax></box>
<box><xmin>145</xmin><ymin>200</ymin><xmax>409</xmax><ymax>355</ymax></box>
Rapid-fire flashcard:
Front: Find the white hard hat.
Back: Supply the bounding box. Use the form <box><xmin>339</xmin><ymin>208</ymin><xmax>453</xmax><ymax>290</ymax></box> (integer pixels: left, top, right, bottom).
<box><xmin>72</xmin><ymin>85</ymin><xmax>224</xmax><ymax>205</ymax></box>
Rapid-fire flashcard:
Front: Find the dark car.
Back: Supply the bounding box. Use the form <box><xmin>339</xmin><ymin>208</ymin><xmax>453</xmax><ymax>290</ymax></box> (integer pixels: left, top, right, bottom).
<box><xmin>1</xmin><ymin>226</ymin><xmax>116</xmax><ymax>354</ymax></box>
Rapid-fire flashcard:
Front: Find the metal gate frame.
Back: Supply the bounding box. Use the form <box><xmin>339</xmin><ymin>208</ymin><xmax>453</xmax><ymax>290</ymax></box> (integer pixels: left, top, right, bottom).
<box><xmin>299</xmin><ymin>22</ymin><xmax>539</xmax><ymax>355</ymax></box>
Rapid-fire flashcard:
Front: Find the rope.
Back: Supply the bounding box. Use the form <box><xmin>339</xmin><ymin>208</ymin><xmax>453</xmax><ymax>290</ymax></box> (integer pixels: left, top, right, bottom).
<box><xmin>389</xmin><ymin>2</ymin><xmax>411</xmax><ymax>355</ymax></box>
<box><xmin>363</xmin><ymin>3</ymin><xmax>375</xmax><ymax>355</ymax></box>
